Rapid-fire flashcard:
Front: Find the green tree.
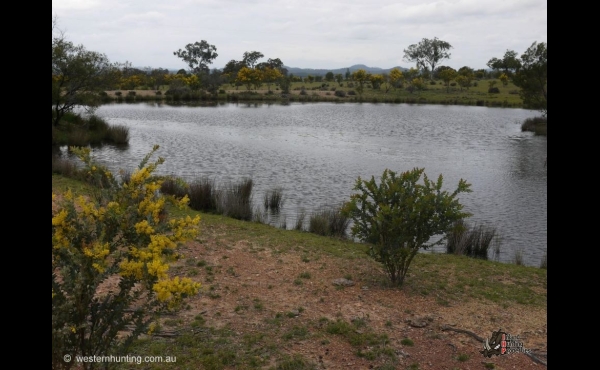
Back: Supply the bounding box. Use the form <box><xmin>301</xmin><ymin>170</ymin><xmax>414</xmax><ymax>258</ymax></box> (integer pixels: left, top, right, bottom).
<box><xmin>380</xmin><ymin>73</ymin><xmax>392</xmax><ymax>93</ymax></box>
<box><xmin>52</xmin><ymin>19</ymin><xmax>117</xmax><ymax>127</ymax></box>
<box><xmin>345</xmin><ymin>68</ymin><xmax>351</xmax><ymax>80</ymax></box>
<box><xmin>499</xmin><ymin>73</ymin><xmax>509</xmax><ymax>86</ymax></box>
<box><xmin>236</xmin><ymin>67</ymin><xmax>263</xmax><ymax>90</ymax></box>
<box><xmin>149</xmin><ymin>67</ymin><xmax>169</xmax><ymax>90</ymax></box>
<box><xmin>457</xmin><ymin>66</ymin><xmax>474</xmax><ymax>89</ymax></box>
<box><xmin>325</xmin><ymin>71</ymin><xmax>334</xmax><ymax>82</ymax></box>
<box><xmin>342</xmin><ymin>168</ymin><xmax>472</xmax><ymax>286</ymax></box>
<box><xmin>474</xmin><ymin>69</ymin><xmax>487</xmax><ymax>79</ymax></box>
<box><xmin>486</xmin><ymin>49</ymin><xmax>521</xmax><ymax>76</ymax></box>
<box><xmin>370</xmin><ymin>74</ymin><xmax>384</xmax><ymax>90</ymax></box>
<box><xmin>279</xmin><ymin>76</ymin><xmax>292</xmax><ymax>93</ymax></box>
<box><xmin>173</xmin><ymin>40</ymin><xmax>218</xmax><ymax>75</ymax></box>
<box><xmin>513</xmin><ymin>41</ymin><xmax>547</xmax><ymax>116</ymax></box>
<box><xmin>403</xmin><ymin>37</ymin><xmax>453</xmax><ymax>80</ymax></box>
<box><xmin>408</xmin><ymin>77</ymin><xmax>425</xmax><ymax>94</ymax></box>
<box><xmin>351</xmin><ymin>69</ymin><xmax>369</xmax><ymax>96</ymax></box>
<box><xmin>404</xmin><ymin>67</ymin><xmax>420</xmax><ymax>83</ymax></box>
<box><xmin>242</xmin><ymin>51</ymin><xmax>265</xmax><ymax>68</ymax></box>
<box><xmin>259</xmin><ymin>66</ymin><xmax>283</xmax><ymax>92</ymax></box>
<box><xmin>438</xmin><ymin>68</ymin><xmax>457</xmax><ymax>92</ymax></box>
<box><xmin>222</xmin><ymin>59</ymin><xmax>246</xmax><ymax>88</ymax></box>
<box><xmin>335</xmin><ymin>74</ymin><xmax>344</xmax><ymax>86</ymax></box>
<box><xmin>52</xmin><ymin>145</ymin><xmax>201</xmax><ymax>369</ymax></box>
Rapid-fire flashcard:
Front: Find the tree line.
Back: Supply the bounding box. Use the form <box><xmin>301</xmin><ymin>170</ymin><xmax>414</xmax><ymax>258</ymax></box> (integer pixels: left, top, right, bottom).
<box><xmin>52</xmin><ymin>17</ymin><xmax>547</xmax><ymax>130</ymax></box>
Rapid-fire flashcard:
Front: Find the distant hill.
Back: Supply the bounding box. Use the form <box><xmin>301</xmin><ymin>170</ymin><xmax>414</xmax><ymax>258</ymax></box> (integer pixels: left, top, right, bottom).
<box><xmin>283</xmin><ymin>64</ymin><xmax>409</xmax><ymax>77</ymax></box>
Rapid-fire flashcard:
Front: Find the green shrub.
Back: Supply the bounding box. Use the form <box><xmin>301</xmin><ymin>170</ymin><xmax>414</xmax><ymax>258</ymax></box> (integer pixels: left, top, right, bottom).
<box><xmin>342</xmin><ymin>168</ymin><xmax>472</xmax><ymax>286</ymax></box>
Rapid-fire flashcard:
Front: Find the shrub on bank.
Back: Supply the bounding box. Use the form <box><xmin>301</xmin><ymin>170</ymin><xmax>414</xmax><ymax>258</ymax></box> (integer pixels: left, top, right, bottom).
<box><xmin>521</xmin><ymin>116</ymin><xmax>547</xmax><ymax>136</ymax></box>
<box><xmin>52</xmin><ymin>146</ymin><xmax>201</xmax><ymax>369</ymax></box>
<box><xmin>52</xmin><ymin>112</ymin><xmax>130</xmax><ymax>147</ymax></box>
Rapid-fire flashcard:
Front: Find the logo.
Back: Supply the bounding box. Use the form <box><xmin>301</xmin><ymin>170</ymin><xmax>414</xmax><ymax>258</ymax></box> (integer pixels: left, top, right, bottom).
<box><xmin>480</xmin><ymin>329</ymin><xmax>531</xmax><ymax>358</ymax></box>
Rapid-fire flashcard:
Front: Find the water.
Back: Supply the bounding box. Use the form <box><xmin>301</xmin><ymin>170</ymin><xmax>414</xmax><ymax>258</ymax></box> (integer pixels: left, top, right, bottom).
<box><xmin>65</xmin><ymin>101</ymin><xmax>547</xmax><ymax>267</ymax></box>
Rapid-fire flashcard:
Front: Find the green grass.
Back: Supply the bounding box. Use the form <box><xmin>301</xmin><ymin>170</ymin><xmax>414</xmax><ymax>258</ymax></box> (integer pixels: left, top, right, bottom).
<box><xmin>53</xmin><ymin>174</ymin><xmax>546</xmax><ymax>309</ymax></box>
<box><xmin>102</xmin><ymin>77</ymin><xmax>528</xmax><ymax>109</ymax></box>
<box><xmin>400</xmin><ymin>338</ymin><xmax>414</xmax><ymax>346</ymax></box>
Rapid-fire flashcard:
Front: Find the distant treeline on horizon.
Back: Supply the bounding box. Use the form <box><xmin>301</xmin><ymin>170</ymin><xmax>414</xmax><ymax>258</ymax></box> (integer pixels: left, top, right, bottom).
<box><xmin>161</xmin><ymin>64</ymin><xmax>411</xmax><ymax>77</ymax></box>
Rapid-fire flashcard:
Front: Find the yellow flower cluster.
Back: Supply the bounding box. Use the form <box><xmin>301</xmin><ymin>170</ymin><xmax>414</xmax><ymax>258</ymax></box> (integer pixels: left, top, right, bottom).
<box><xmin>168</xmin><ymin>215</ymin><xmax>201</xmax><ymax>241</ymax></box>
<box><xmin>82</xmin><ymin>242</ymin><xmax>110</xmax><ymax>272</ymax></box>
<box><xmin>135</xmin><ymin>220</ymin><xmax>155</xmax><ymax>235</ymax></box>
<box><xmin>138</xmin><ymin>196</ymin><xmax>166</xmax><ymax>224</ymax></box>
<box><xmin>153</xmin><ymin>276</ymin><xmax>201</xmax><ymax>309</ymax></box>
<box><xmin>52</xmin><ymin>144</ymin><xmax>201</xmax><ymax>311</ymax></box>
<box><xmin>76</xmin><ymin>195</ymin><xmax>106</xmax><ymax>221</ymax></box>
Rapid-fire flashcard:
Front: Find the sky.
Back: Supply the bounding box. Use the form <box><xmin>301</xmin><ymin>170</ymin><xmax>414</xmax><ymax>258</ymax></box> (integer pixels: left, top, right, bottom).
<box><xmin>52</xmin><ymin>0</ymin><xmax>547</xmax><ymax>72</ymax></box>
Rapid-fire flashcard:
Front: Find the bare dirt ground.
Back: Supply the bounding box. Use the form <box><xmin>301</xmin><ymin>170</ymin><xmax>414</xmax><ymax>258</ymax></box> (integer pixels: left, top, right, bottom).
<box><xmin>164</xmin><ymin>223</ymin><xmax>547</xmax><ymax>370</ymax></box>
<box><xmin>53</xmin><ymin>188</ymin><xmax>546</xmax><ymax>369</ymax></box>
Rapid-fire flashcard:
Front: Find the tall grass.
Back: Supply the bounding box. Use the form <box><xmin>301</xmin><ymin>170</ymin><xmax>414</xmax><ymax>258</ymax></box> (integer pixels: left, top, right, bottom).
<box><xmin>539</xmin><ymin>252</ymin><xmax>547</xmax><ymax>269</ymax></box>
<box><xmin>513</xmin><ymin>249</ymin><xmax>524</xmax><ymax>266</ymax></box>
<box><xmin>105</xmin><ymin>125</ymin><xmax>130</xmax><ymax>144</ymax></box>
<box><xmin>52</xmin><ymin>155</ymin><xmax>79</xmax><ymax>177</ymax></box>
<box><xmin>294</xmin><ymin>209</ymin><xmax>306</xmax><ymax>231</ymax></box>
<box><xmin>217</xmin><ymin>178</ymin><xmax>254</xmax><ymax>221</ymax></box>
<box><xmin>52</xmin><ymin>112</ymin><xmax>130</xmax><ymax>146</ymax></box>
<box><xmin>308</xmin><ymin>205</ymin><xmax>350</xmax><ymax>238</ymax></box>
<box><xmin>264</xmin><ymin>187</ymin><xmax>284</xmax><ymax>213</ymax></box>
<box><xmin>521</xmin><ymin>116</ymin><xmax>547</xmax><ymax>136</ymax></box>
<box><xmin>445</xmin><ymin>220</ymin><xmax>499</xmax><ymax>260</ymax></box>
<box><xmin>160</xmin><ymin>176</ymin><xmax>189</xmax><ymax>199</ymax></box>
<box><xmin>187</xmin><ymin>177</ymin><xmax>217</xmax><ymax>213</ymax></box>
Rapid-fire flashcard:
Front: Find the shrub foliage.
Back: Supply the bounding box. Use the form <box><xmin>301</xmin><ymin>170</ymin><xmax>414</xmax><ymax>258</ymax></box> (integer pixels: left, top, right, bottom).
<box><xmin>342</xmin><ymin>168</ymin><xmax>472</xmax><ymax>286</ymax></box>
<box><xmin>52</xmin><ymin>145</ymin><xmax>201</xmax><ymax>369</ymax></box>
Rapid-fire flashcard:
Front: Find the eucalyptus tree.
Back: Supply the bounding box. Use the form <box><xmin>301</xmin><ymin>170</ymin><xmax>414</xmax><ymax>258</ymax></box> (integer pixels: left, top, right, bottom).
<box><xmin>242</xmin><ymin>51</ymin><xmax>264</xmax><ymax>68</ymax></box>
<box><xmin>513</xmin><ymin>41</ymin><xmax>547</xmax><ymax>116</ymax></box>
<box><xmin>52</xmin><ymin>19</ymin><xmax>118</xmax><ymax>127</ymax></box>
<box><xmin>173</xmin><ymin>40</ymin><xmax>218</xmax><ymax>75</ymax></box>
<box><xmin>487</xmin><ymin>49</ymin><xmax>521</xmax><ymax>76</ymax></box>
<box><xmin>403</xmin><ymin>37</ymin><xmax>452</xmax><ymax>80</ymax></box>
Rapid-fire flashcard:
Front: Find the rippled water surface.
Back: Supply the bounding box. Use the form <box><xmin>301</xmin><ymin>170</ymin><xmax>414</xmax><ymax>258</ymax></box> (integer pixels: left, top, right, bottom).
<box><xmin>70</xmin><ymin>102</ymin><xmax>547</xmax><ymax>266</ymax></box>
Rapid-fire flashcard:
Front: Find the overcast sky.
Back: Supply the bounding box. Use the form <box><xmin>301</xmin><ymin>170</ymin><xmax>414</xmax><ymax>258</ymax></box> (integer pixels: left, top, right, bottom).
<box><xmin>52</xmin><ymin>0</ymin><xmax>547</xmax><ymax>72</ymax></box>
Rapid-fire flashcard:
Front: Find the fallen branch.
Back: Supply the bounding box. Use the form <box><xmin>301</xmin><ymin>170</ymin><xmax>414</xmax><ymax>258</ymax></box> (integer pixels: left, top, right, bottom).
<box><xmin>440</xmin><ymin>325</ymin><xmax>547</xmax><ymax>367</ymax></box>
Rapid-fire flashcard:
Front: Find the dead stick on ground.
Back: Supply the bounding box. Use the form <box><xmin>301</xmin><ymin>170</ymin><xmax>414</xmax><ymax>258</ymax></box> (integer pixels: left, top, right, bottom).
<box><xmin>440</xmin><ymin>325</ymin><xmax>547</xmax><ymax>367</ymax></box>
